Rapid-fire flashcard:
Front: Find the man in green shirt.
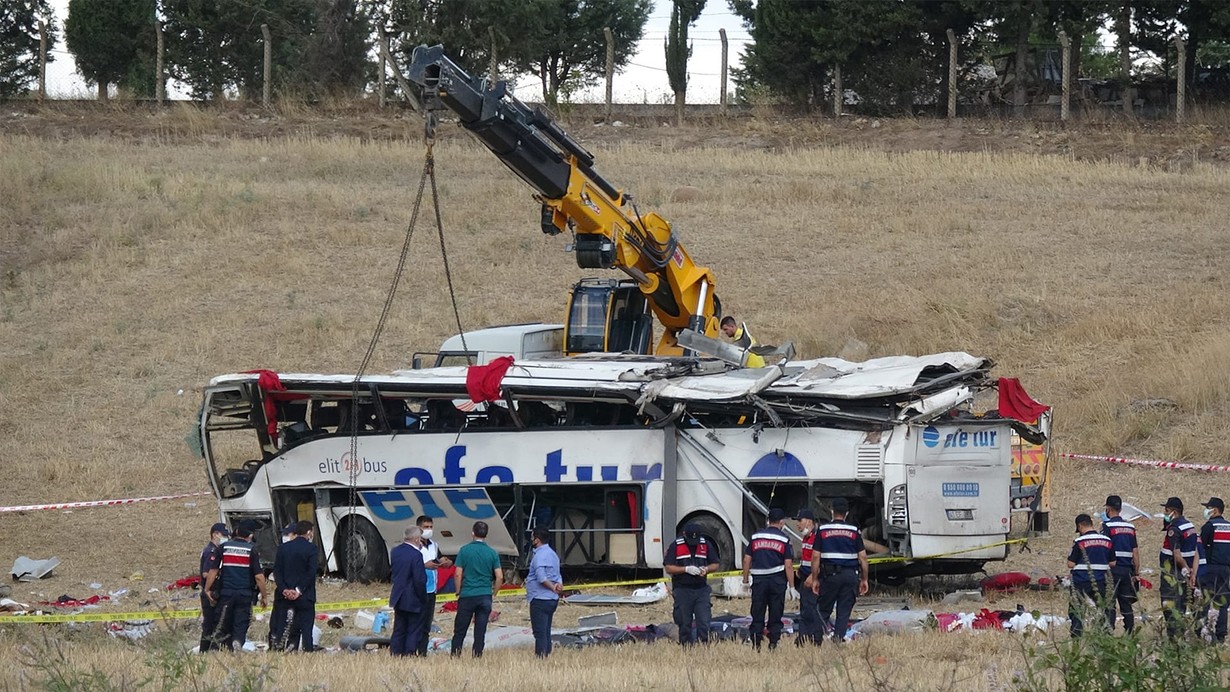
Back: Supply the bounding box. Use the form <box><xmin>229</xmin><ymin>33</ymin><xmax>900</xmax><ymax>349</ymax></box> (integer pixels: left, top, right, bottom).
<box><xmin>449</xmin><ymin>520</ymin><xmax>504</xmax><ymax>657</ymax></box>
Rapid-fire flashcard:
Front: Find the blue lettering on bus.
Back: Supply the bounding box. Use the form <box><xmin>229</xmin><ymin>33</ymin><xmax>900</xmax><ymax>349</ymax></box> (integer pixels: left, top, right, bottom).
<box><xmin>444</xmin><ymin>445</ymin><xmax>467</xmax><ymax>484</ymax></box>
<box><xmin>940</xmin><ymin>430</ymin><xmax>999</xmax><ymax>449</ymax></box>
<box><xmin>630</xmin><ymin>463</ymin><xmax>662</xmax><ymax>481</ymax></box>
<box><xmin>361</xmin><ymin>489</ymin><xmax>498</xmax><ymax>522</ymax></box>
<box><xmin>444</xmin><ymin>489</ymin><xmax>497</xmax><ymax>519</ymax></box>
<box><xmin>545</xmin><ymin>449</ymin><xmax>567</xmax><ymax>482</ymax></box>
<box><xmin>364</xmin><ymin>490</ymin><xmax>416</xmax><ymax>522</ymax></box>
<box><xmin>393</xmin><ymin>467</ymin><xmax>435</xmax><ymax>485</ymax></box>
<box><xmin>475</xmin><ymin>465</ymin><xmax>513</xmax><ymax>483</ymax></box>
<box><xmin>387</xmin><ymin>449</ymin><xmax>666</xmax><ymax>485</ymax></box>
<box><xmin>411</xmin><ymin>489</ymin><xmax>444</xmax><ymax>518</ymax></box>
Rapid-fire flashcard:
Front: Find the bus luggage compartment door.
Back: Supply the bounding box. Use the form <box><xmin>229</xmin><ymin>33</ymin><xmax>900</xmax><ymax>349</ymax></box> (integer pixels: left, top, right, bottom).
<box><xmin>905</xmin><ymin>424</ymin><xmax>1011</xmax><ymax>561</ymax></box>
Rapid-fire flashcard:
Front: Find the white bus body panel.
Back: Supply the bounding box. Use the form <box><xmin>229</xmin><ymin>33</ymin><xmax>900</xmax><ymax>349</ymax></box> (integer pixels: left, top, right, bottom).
<box><xmin>902</xmin><ymin>424</ymin><xmax>1012</xmax><ymax>560</ymax></box>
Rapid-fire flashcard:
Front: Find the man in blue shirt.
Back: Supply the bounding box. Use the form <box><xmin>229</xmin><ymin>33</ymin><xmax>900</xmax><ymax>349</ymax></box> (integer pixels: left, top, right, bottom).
<box><xmin>1067</xmin><ymin>513</ymin><xmax>1115</xmax><ymax>637</ymax></box>
<box><xmin>742</xmin><ymin>508</ymin><xmax>794</xmax><ymax>651</ymax></box>
<box><xmin>811</xmin><ymin>498</ymin><xmax>868</xmax><ymax>644</ymax></box>
<box><xmin>1159</xmin><ymin>496</ymin><xmax>1198</xmax><ymax>639</ymax></box>
<box><xmin>1197</xmin><ymin>497</ymin><xmax>1230</xmax><ymax>642</ymax></box>
<box><xmin>1100</xmin><ymin>495</ymin><xmax>1139</xmax><ymax>634</ymax></box>
<box><xmin>525</xmin><ymin>527</ymin><xmax>563</xmax><ymax>657</ymax></box>
<box><xmin>203</xmin><ymin>521</ymin><xmax>268</xmax><ymax>651</ymax></box>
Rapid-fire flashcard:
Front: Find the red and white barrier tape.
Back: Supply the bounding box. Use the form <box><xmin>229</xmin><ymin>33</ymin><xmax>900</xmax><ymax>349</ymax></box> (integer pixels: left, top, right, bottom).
<box><xmin>1061</xmin><ymin>453</ymin><xmax>1230</xmax><ymax>474</ymax></box>
<box><xmin>0</xmin><ymin>491</ymin><xmax>210</xmax><ymax>514</ymax></box>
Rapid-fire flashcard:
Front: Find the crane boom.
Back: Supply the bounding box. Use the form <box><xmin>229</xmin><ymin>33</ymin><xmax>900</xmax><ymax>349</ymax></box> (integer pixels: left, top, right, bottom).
<box><xmin>406</xmin><ymin>45</ymin><xmax>720</xmax><ymax>355</ymax></box>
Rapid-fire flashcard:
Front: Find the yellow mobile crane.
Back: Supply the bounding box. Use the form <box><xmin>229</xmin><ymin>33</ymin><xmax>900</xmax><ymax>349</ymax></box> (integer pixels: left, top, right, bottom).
<box><xmin>407</xmin><ymin>45</ymin><xmax>730</xmax><ymax>359</ymax></box>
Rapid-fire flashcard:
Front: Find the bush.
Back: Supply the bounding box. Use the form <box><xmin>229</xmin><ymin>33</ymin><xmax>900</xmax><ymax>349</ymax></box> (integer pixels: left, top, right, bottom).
<box><xmin>1015</xmin><ymin>603</ymin><xmax>1229</xmax><ymax>692</ymax></box>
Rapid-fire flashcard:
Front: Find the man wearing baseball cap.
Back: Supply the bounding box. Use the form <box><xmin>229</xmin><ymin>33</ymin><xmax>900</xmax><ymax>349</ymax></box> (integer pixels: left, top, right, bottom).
<box><xmin>204</xmin><ymin>520</ymin><xmax>269</xmax><ymax>651</ymax></box>
<box><xmin>1100</xmin><ymin>495</ymin><xmax>1140</xmax><ymax>634</ymax></box>
<box><xmin>198</xmin><ymin>522</ymin><xmax>229</xmax><ymax>652</ymax></box>
<box><xmin>811</xmin><ymin>498</ymin><xmax>869</xmax><ymax>644</ymax></box>
<box><xmin>793</xmin><ymin>508</ymin><xmax>822</xmax><ymax>646</ymax></box>
<box><xmin>1066</xmin><ymin>513</ymin><xmax>1114</xmax><ymax>637</ymax></box>
<box><xmin>742</xmin><ymin>508</ymin><xmax>794</xmax><ymax>651</ymax></box>
<box><xmin>1198</xmin><ymin>497</ymin><xmax>1230</xmax><ymax>642</ymax></box>
<box><xmin>1159</xmin><ymin>497</ymin><xmax>1198</xmax><ymax>639</ymax></box>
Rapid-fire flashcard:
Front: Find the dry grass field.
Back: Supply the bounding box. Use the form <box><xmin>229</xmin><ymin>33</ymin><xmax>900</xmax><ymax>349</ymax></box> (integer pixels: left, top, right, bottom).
<box><xmin>3</xmin><ymin>109</ymin><xmax>1230</xmax><ymax>689</ymax></box>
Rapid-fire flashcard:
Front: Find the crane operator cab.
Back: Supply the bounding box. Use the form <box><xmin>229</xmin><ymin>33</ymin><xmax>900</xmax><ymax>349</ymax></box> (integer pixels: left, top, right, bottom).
<box><xmin>565</xmin><ymin>279</ymin><xmax>656</xmax><ymax>356</ymax></box>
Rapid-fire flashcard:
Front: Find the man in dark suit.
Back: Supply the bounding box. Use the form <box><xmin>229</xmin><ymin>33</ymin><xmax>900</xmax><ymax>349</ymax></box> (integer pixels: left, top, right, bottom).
<box><xmin>388</xmin><ymin>525</ymin><xmax>429</xmax><ymax>656</ymax></box>
<box><xmin>273</xmin><ymin>520</ymin><xmax>319</xmax><ymax>652</ymax></box>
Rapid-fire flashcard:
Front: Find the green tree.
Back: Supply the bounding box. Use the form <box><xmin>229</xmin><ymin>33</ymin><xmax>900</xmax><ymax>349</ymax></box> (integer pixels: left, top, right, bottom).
<box><xmin>297</xmin><ymin>0</ymin><xmax>371</xmax><ymax>97</ymax></box>
<box><xmin>0</xmin><ymin>0</ymin><xmax>56</xmax><ymax>98</ymax></box>
<box><xmin>511</xmin><ymin>0</ymin><xmax>651</xmax><ymax>106</ymax></box>
<box><xmin>387</xmin><ymin>0</ymin><xmax>529</xmax><ymax>79</ymax></box>
<box><xmin>163</xmin><ymin>0</ymin><xmax>317</xmax><ymax>101</ymax></box>
<box><xmin>65</xmin><ymin>0</ymin><xmax>156</xmax><ymax>101</ymax></box>
<box><xmin>733</xmin><ymin>0</ymin><xmax>934</xmax><ymax>115</ymax></box>
<box><xmin>665</xmin><ymin>0</ymin><xmax>705</xmax><ymax>124</ymax></box>
<box><xmin>730</xmin><ymin>0</ymin><xmax>828</xmax><ymax>109</ymax></box>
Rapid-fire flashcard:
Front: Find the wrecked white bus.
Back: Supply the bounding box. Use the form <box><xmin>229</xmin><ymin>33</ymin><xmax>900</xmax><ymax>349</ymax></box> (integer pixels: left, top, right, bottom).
<box><xmin>196</xmin><ymin>353</ymin><xmax>1048</xmax><ymax>581</ymax></box>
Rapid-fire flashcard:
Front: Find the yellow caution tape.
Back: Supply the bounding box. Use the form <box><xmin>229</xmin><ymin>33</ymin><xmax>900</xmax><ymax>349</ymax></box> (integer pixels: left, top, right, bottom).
<box><xmin>0</xmin><ymin>538</ymin><xmax>1028</xmax><ymax>624</ymax></box>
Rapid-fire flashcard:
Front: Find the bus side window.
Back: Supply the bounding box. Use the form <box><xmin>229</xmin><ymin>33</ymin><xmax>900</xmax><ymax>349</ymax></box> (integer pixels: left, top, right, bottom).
<box><xmin>310</xmin><ymin>403</ymin><xmax>341</xmax><ymax>434</ymax></box>
<box><xmin>424</xmin><ymin>400</ymin><xmax>465</xmax><ymax>432</ymax></box>
<box><xmin>517</xmin><ymin>401</ymin><xmax>556</xmax><ymax>427</ymax></box>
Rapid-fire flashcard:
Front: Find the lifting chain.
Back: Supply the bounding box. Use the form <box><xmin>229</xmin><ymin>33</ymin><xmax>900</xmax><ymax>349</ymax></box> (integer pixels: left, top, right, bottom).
<box><xmin>344</xmin><ymin>114</ymin><xmax>469</xmax><ymax>581</ymax></box>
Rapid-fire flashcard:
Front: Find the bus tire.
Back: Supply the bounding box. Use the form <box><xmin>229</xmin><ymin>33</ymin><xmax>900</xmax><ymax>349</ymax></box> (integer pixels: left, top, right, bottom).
<box><xmin>336</xmin><ymin>518</ymin><xmax>390</xmax><ymax>583</ymax></box>
<box><xmin>681</xmin><ymin>513</ymin><xmax>735</xmax><ymax>572</ymax></box>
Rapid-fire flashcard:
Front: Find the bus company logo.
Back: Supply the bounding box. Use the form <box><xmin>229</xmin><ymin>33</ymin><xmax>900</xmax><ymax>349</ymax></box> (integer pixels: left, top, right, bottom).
<box><xmin>922</xmin><ymin>426</ymin><xmax>941</xmax><ymax>448</ymax></box>
<box><xmin>319</xmin><ymin>453</ymin><xmax>388</xmax><ymax>477</ymax></box>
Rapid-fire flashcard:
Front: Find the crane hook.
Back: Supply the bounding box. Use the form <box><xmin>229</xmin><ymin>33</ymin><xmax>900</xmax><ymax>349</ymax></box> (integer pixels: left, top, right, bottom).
<box><xmin>424</xmin><ymin>111</ymin><xmax>438</xmax><ymax>146</ymax></box>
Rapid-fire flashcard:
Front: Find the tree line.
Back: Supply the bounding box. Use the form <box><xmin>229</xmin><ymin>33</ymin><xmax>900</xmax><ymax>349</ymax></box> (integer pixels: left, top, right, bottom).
<box><xmin>3</xmin><ymin>0</ymin><xmax>1230</xmax><ymax>113</ymax></box>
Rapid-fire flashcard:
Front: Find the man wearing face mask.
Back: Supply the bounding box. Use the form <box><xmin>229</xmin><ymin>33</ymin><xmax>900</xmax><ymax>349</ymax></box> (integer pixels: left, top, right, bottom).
<box><xmin>794</xmin><ymin>508</ymin><xmax>822</xmax><ymax>646</ymax></box>
<box><xmin>525</xmin><ymin>527</ymin><xmax>563</xmax><ymax>657</ymax></box>
<box><xmin>664</xmin><ymin>522</ymin><xmax>720</xmax><ymax>645</ymax></box>
<box><xmin>414</xmin><ymin>515</ymin><xmax>452</xmax><ymax>655</ymax></box>
<box><xmin>1100</xmin><ymin>495</ymin><xmax>1139</xmax><ymax>633</ymax></box>
<box><xmin>1160</xmin><ymin>496</ymin><xmax>1198</xmax><ymax>639</ymax></box>
<box><xmin>198</xmin><ymin>522</ymin><xmax>229</xmax><ymax>652</ymax></box>
<box><xmin>1197</xmin><ymin>497</ymin><xmax>1230</xmax><ymax>642</ymax></box>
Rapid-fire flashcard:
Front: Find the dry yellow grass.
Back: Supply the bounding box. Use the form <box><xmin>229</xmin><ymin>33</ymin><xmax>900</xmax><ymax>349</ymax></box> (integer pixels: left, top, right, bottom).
<box><xmin>3</xmin><ymin>122</ymin><xmax>1230</xmax><ymax>687</ymax></box>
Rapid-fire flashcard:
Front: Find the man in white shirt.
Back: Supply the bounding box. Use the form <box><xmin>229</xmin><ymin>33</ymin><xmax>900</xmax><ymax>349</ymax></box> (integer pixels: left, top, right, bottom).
<box><xmin>415</xmin><ymin>514</ymin><xmax>452</xmax><ymax>655</ymax></box>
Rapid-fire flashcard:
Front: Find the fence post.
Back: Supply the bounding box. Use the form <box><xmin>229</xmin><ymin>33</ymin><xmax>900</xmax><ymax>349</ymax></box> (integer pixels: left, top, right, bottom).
<box><xmin>1175</xmin><ymin>36</ymin><xmax>1186</xmax><ymax>124</ymax></box>
<box><xmin>1118</xmin><ymin>3</ymin><xmax>1132</xmax><ymax>116</ymax></box>
<box><xmin>38</xmin><ymin>20</ymin><xmax>47</xmax><ymax>102</ymax></box>
<box><xmin>604</xmin><ymin>27</ymin><xmax>614</xmax><ymax>122</ymax></box>
<box><xmin>377</xmin><ymin>27</ymin><xmax>387</xmax><ymax>108</ymax></box>
<box><xmin>832</xmin><ymin>65</ymin><xmax>842</xmax><ymax>117</ymax></box>
<box><xmin>1058</xmin><ymin>31</ymin><xmax>1071</xmax><ymax>121</ymax></box>
<box><xmin>155</xmin><ymin>20</ymin><xmax>165</xmax><ymax>106</ymax></box>
<box><xmin>720</xmin><ymin>28</ymin><xmax>728</xmax><ymax>117</ymax></box>
<box><xmin>946</xmin><ymin>29</ymin><xmax>957</xmax><ymax>119</ymax></box>
<box><xmin>261</xmin><ymin>24</ymin><xmax>272</xmax><ymax>109</ymax></box>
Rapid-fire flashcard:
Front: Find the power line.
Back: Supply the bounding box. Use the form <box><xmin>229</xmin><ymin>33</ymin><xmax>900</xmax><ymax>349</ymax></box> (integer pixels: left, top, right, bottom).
<box><xmin>626</xmin><ymin>60</ymin><xmax>722</xmax><ymax>77</ymax></box>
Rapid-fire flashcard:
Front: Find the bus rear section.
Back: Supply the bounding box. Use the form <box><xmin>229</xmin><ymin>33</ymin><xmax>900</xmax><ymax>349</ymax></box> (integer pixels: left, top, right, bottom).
<box><xmin>890</xmin><ymin>422</ymin><xmax>1014</xmax><ymax>570</ymax></box>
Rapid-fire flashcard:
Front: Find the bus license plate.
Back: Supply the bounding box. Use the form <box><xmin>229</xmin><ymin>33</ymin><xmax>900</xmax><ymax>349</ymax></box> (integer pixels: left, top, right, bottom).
<box><xmin>946</xmin><ymin>509</ymin><xmax>974</xmax><ymax>521</ymax></box>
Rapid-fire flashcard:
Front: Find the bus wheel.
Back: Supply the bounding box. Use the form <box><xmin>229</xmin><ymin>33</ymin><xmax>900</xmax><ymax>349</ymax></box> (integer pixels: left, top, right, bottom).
<box><xmin>682</xmin><ymin>513</ymin><xmax>735</xmax><ymax>572</ymax></box>
<box><xmin>337</xmin><ymin>518</ymin><xmax>390</xmax><ymax>583</ymax></box>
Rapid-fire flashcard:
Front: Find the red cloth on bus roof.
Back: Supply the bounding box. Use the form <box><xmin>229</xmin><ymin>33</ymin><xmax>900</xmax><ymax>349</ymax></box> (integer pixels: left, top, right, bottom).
<box><xmin>465</xmin><ymin>356</ymin><xmax>515</xmax><ymax>403</ymax></box>
<box><xmin>243</xmin><ymin>369</ymin><xmax>286</xmax><ymax>437</ymax></box>
<box><xmin>997</xmin><ymin>377</ymin><xmax>1049</xmax><ymax>423</ymax></box>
